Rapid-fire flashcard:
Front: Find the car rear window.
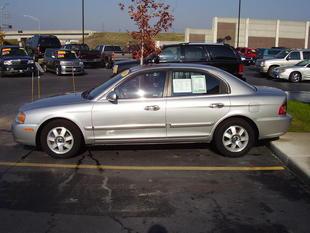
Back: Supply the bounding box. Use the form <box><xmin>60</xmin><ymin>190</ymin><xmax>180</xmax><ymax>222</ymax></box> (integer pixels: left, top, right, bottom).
<box><xmin>105</xmin><ymin>46</ymin><xmax>122</xmax><ymax>52</ymax></box>
<box><xmin>39</xmin><ymin>37</ymin><xmax>61</xmax><ymax>47</ymax></box>
<box><xmin>207</xmin><ymin>45</ymin><xmax>237</xmax><ymax>60</ymax></box>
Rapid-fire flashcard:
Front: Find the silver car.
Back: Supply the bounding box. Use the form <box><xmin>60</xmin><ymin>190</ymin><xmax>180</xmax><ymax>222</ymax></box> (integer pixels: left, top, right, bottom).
<box><xmin>256</xmin><ymin>49</ymin><xmax>310</xmax><ymax>77</ymax></box>
<box><xmin>273</xmin><ymin>60</ymin><xmax>310</xmax><ymax>82</ymax></box>
<box><xmin>12</xmin><ymin>64</ymin><xmax>291</xmax><ymax>159</ymax></box>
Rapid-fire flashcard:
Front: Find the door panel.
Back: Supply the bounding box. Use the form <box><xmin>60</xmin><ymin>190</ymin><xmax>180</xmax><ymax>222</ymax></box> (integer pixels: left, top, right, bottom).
<box><xmin>166</xmin><ymin>95</ymin><xmax>230</xmax><ymax>138</ymax></box>
<box><xmin>92</xmin><ymin>99</ymin><xmax>166</xmax><ymax>141</ymax></box>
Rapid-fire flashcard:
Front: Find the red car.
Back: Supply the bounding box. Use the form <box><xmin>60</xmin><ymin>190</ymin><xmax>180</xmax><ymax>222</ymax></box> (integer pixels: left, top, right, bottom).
<box><xmin>236</xmin><ymin>47</ymin><xmax>257</xmax><ymax>65</ymax></box>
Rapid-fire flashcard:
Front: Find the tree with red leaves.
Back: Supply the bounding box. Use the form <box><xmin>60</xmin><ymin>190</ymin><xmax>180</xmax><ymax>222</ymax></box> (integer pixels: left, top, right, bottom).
<box><xmin>119</xmin><ymin>0</ymin><xmax>174</xmax><ymax>65</ymax></box>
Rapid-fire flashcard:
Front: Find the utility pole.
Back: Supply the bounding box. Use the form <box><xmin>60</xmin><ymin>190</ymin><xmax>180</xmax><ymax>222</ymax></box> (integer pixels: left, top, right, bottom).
<box><xmin>236</xmin><ymin>0</ymin><xmax>241</xmax><ymax>48</ymax></box>
<box><xmin>82</xmin><ymin>0</ymin><xmax>85</xmax><ymax>44</ymax></box>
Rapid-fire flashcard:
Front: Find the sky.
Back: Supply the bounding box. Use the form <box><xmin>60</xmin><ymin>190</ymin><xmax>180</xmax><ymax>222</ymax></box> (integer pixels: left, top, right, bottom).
<box><xmin>3</xmin><ymin>0</ymin><xmax>310</xmax><ymax>32</ymax></box>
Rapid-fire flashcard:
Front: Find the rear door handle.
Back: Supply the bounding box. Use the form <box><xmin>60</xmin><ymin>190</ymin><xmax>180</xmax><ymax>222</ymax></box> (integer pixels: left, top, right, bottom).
<box><xmin>144</xmin><ymin>105</ymin><xmax>160</xmax><ymax>111</ymax></box>
<box><xmin>210</xmin><ymin>103</ymin><xmax>224</xmax><ymax>108</ymax></box>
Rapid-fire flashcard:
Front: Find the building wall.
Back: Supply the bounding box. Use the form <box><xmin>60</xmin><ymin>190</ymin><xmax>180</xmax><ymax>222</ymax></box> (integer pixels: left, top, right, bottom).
<box><xmin>185</xmin><ymin>17</ymin><xmax>310</xmax><ymax>49</ymax></box>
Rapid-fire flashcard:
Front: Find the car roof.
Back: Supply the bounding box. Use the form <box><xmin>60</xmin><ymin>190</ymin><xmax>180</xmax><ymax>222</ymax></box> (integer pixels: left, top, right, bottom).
<box><xmin>0</xmin><ymin>45</ymin><xmax>20</xmax><ymax>49</ymax></box>
<box><xmin>129</xmin><ymin>63</ymin><xmax>227</xmax><ymax>73</ymax></box>
<box><xmin>163</xmin><ymin>42</ymin><xmax>226</xmax><ymax>47</ymax></box>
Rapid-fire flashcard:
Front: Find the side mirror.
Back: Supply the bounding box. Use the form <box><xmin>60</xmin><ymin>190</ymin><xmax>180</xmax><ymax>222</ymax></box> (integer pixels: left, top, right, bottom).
<box><xmin>51</xmin><ymin>55</ymin><xmax>55</xmax><ymax>59</ymax></box>
<box><xmin>107</xmin><ymin>91</ymin><xmax>118</xmax><ymax>103</ymax></box>
<box><xmin>286</xmin><ymin>56</ymin><xmax>290</xmax><ymax>61</ymax></box>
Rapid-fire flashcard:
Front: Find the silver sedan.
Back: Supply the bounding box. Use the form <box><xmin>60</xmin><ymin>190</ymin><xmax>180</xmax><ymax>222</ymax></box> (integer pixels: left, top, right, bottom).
<box><xmin>12</xmin><ymin>64</ymin><xmax>291</xmax><ymax>159</ymax></box>
<box><xmin>273</xmin><ymin>60</ymin><xmax>310</xmax><ymax>82</ymax></box>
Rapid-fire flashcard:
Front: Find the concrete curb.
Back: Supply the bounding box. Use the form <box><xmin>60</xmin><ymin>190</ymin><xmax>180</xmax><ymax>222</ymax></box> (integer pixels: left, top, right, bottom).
<box><xmin>268</xmin><ymin>142</ymin><xmax>310</xmax><ymax>187</ymax></box>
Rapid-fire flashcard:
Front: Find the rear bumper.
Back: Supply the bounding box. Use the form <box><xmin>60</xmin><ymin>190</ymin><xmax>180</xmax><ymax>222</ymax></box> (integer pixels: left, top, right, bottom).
<box><xmin>256</xmin><ymin>115</ymin><xmax>292</xmax><ymax>139</ymax></box>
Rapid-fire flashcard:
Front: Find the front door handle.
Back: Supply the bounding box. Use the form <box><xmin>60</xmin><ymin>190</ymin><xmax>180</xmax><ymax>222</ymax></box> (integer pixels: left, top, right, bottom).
<box><xmin>210</xmin><ymin>103</ymin><xmax>224</xmax><ymax>108</ymax></box>
<box><xmin>144</xmin><ymin>105</ymin><xmax>160</xmax><ymax>111</ymax></box>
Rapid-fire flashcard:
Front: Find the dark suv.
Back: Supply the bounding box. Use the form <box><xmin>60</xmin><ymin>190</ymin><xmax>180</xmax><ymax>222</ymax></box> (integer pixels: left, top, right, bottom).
<box><xmin>113</xmin><ymin>43</ymin><xmax>244</xmax><ymax>80</ymax></box>
<box><xmin>25</xmin><ymin>35</ymin><xmax>61</xmax><ymax>60</ymax></box>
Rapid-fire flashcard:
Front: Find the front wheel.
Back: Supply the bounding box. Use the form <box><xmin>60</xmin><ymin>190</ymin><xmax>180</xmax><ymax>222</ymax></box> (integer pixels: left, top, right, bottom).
<box><xmin>267</xmin><ymin>66</ymin><xmax>277</xmax><ymax>78</ymax></box>
<box><xmin>213</xmin><ymin>118</ymin><xmax>255</xmax><ymax>157</ymax></box>
<box><xmin>289</xmin><ymin>72</ymin><xmax>302</xmax><ymax>83</ymax></box>
<box><xmin>55</xmin><ymin>66</ymin><xmax>61</xmax><ymax>76</ymax></box>
<box><xmin>40</xmin><ymin>120</ymin><xmax>83</xmax><ymax>159</ymax></box>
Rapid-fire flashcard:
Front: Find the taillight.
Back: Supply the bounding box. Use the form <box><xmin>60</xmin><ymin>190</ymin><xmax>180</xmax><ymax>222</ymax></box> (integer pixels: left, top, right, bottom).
<box><xmin>278</xmin><ymin>101</ymin><xmax>287</xmax><ymax>115</ymax></box>
<box><xmin>238</xmin><ymin>63</ymin><xmax>244</xmax><ymax>75</ymax></box>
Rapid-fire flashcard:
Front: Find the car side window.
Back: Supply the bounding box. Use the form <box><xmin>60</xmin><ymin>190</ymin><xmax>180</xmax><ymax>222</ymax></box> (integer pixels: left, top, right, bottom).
<box><xmin>288</xmin><ymin>52</ymin><xmax>301</xmax><ymax>60</ymax></box>
<box><xmin>206</xmin><ymin>45</ymin><xmax>236</xmax><ymax>60</ymax></box>
<box><xmin>303</xmin><ymin>51</ymin><xmax>310</xmax><ymax>60</ymax></box>
<box><xmin>115</xmin><ymin>71</ymin><xmax>166</xmax><ymax>99</ymax></box>
<box><xmin>170</xmin><ymin>71</ymin><xmax>225</xmax><ymax>97</ymax></box>
<box><xmin>307</xmin><ymin>64</ymin><xmax>310</xmax><ymax>68</ymax></box>
<box><xmin>159</xmin><ymin>46</ymin><xmax>181</xmax><ymax>62</ymax></box>
<box><xmin>184</xmin><ymin>46</ymin><xmax>206</xmax><ymax>61</ymax></box>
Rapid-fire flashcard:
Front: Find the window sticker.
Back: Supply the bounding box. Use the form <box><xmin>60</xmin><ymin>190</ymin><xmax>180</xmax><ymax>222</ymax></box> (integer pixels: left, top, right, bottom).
<box><xmin>191</xmin><ymin>75</ymin><xmax>207</xmax><ymax>94</ymax></box>
<box><xmin>2</xmin><ymin>48</ymin><xmax>11</xmax><ymax>55</ymax></box>
<box><xmin>173</xmin><ymin>78</ymin><xmax>192</xmax><ymax>93</ymax></box>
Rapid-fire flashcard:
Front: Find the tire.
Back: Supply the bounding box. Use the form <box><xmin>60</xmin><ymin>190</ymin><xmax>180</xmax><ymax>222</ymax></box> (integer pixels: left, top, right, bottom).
<box><xmin>40</xmin><ymin>120</ymin><xmax>83</xmax><ymax>159</ymax></box>
<box><xmin>55</xmin><ymin>66</ymin><xmax>61</xmax><ymax>76</ymax></box>
<box><xmin>213</xmin><ymin>118</ymin><xmax>255</xmax><ymax>158</ymax></box>
<box><xmin>267</xmin><ymin>66</ymin><xmax>277</xmax><ymax>78</ymax></box>
<box><xmin>289</xmin><ymin>72</ymin><xmax>302</xmax><ymax>83</ymax></box>
<box><xmin>42</xmin><ymin>64</ymin><xmax>47</xmax><ymax>72</ymax></box>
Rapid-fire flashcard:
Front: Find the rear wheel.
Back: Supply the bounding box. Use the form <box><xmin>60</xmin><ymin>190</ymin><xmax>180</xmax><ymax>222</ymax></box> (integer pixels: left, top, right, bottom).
<box><xmin>40</xmin><ymin>120</ymin><xmax>83</xmax><ymax>159</ymax></box>
<box><xmin>213</xmin><ymin>118</ymin><xmax>255</xmax><ymax>157</ymax></box>
<box><xmin>289</xmin><ymin>72</ymin><xmax>302</xmax><ymax>83</ymax></box>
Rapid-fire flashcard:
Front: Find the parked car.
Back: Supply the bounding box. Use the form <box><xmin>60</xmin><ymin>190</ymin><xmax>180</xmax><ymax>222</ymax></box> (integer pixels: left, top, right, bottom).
<box><xmin>272</xmin><ymin>60</ymin><xmax>310</xmax><ymax>82</ymax></box>
<box><xmin>12</xmin><ymin>63</ymin><xmax>291</xmax><ymax>159</ymax></box>
<box><xmin>62</xmin><ymin>43</ymin><xmax>101</xmax><ymax>67</ymax></box>
<box><xmin>94</xmin><ymin>45</ymin><xmax>132</xmax><ymax>68</ymax></box>
<box><xmin>0</xmin><ymin>46</ymin><xmax>35</xmax><ymax>77</ymax></box>
<box><xmin>42</xmin><ymin>49</ymin><xmax>84</xmax><ymax>75</ymax></box>
<box><xmin>256</xmin><ymin>48</ymin><xmax>285</xmax><ymax>60</ymax></box>
<box><xmin>236</xmin><ymin>47</ymin><xmax>257</xmax><ymax>65</ymax></box>
<box><xmin>25</xmin><ymin>35</ymin><xmax>61</xmax><ymax>60</ymax></box>
<box><xmin>256</xmin><ymin>49</ymin><xmax>310</xmax><ymax>77</ymax></box>
<box><xmin>113</xmin><ymin>43</ymin><xmax>245</xmax><ymax>80</ymax></box>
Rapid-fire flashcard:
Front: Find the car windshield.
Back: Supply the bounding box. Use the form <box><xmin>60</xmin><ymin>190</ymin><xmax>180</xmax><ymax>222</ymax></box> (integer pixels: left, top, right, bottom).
<box><xmin>71</xmin><ymin>44</ymin><xmax>89</xmax><ymax>51</ymax></box>
<box><xmin>295</xmin><ymin>60</ymin><xmax>310</xmax><ymax>67</ymax></box>
<box><xmin>55</xmin><ymin>50</ymin><xmax>77</xmax><ymax>59</ymax></box>
<box><xmin>1</xmin><ymin>47</ymin><xmax>28</xmax><ymax>57</ymax></box>
<box><xmin>274</xmin><ymin>50</ymin><xmax>290</xmax><ymax>58</ymax></box>
<box><xmin>82</xmin><ymin>70</ymin><xmax>130</xmax><ymax>100</ymax></box>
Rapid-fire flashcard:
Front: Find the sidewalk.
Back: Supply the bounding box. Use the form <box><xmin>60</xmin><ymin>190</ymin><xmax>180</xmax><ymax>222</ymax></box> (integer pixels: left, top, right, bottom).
<box><xmin>269</xmin><ymin>132</ymin><xmax>310</xmax><ymax>185</ymax></box>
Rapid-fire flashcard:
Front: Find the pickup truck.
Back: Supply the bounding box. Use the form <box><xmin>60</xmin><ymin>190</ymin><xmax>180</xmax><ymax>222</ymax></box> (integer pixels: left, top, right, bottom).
<box><xmin>62</xmin><ymin>43</ymin><xmax>101</xmax><ymax>67</ymax></box>
<box><xmin>95</xmin><ymin>45</ymin><xmax>132</xmax><ymax>68</ymax></box>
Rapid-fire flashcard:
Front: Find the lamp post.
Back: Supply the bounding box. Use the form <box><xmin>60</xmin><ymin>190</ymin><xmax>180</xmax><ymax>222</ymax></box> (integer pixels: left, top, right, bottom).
<box><xmin>82</xmin><ymin>0</ymin><xmax>85</xmax><ymax>44</ymax></box>
<box><xmin>24</xmin><ymin>14</ymin><xmax>40</xmax><ymax>33</ymax></box>
<box><xmin>236</xmin><ymin>0</ymin><xmax>241</xmax><ymax>48</ymax></box>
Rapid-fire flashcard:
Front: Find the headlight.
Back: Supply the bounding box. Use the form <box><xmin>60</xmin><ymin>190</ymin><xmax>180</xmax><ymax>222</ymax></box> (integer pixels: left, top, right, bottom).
<box><xmin>260</xmin><ymin>61</ymin><xmax>265</xmax><ymax>67</ymax></box>
<box><xmin>79</xmin><ymin>61</ymin><xmax>84</xmax><ymax>66</ymax></box>
<box><xmin>113</xmin><ymin>65</ymin><xmax>118</xmax><ymax>74</ymax></box>
<box><xmin>60</xmin><ymin>61</ymin><xmax>66</xmax><ymax>65</ymax></box>
<box><xmin>3</xmin><ymin>60</ymin><xmax>12</xmax><ymax>65</ymax></box>
<box><xmin>16</xmin><ymin>112</ymin><xmax>26</xmax><ymax>124</ymax></box>
<box><xmin>27</xmin><ymin>60</ymin><xmax>34</xmax><ymax>64</ymax></box>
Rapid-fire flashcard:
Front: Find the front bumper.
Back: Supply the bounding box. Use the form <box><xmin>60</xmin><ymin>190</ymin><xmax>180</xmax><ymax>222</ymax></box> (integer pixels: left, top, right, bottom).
<box><xmin>272</xmin><ymin>71</ymin><xmax>290</xmax><ymax>80</ymax></box>
<box><xmin>1</xmin><ymin>65</ymin><xmax>35</xmax><ymax>75</ymax></box>
<box><xmin>12</xmin><ymin>122</ymin><xmax>38</xmax><ymax>146</ymax></box>
<box><xmin>81</xmin><ymin>59</ymin><xmax>101</xmax><ymax>65</ymax></box>
<box><xmin>259</xmin><ymin>66</ymin><xmax>269</xmax><ymax>73</ymax></box>
<box><xmin>60</xmin><ymin>65</ymin><xmax>84</xmax><ymax>75</ymax></box>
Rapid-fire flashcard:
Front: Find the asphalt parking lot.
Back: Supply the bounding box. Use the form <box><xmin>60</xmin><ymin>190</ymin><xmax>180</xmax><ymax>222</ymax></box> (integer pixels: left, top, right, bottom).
<box><xmin>0</xmin><ymin>67</ymin><xmax>310</xmax><ymax>233</ymax></box>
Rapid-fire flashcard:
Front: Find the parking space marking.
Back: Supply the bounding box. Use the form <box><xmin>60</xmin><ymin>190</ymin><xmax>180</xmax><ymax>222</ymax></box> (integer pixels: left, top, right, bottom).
<box><xmin>0</xmin><ymin>162</ymin><xmax>285</xmax><ymax>171</ymax></box>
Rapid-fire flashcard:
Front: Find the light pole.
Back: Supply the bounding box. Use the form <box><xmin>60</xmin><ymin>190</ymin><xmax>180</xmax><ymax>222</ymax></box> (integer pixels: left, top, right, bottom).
<box><xmin>24</xmin><ymin>14</ymin><xmax>40</xmax><ymax>33</ymax></box>
<box><xmin>236</xmin><ymin>0</ymin><xmax>241</xmax><ymax>48</ymax></box>
<box><xmin>82</xmin><ymin>0</ymin><xmax>85</xmax><ymax>44</ymax></box>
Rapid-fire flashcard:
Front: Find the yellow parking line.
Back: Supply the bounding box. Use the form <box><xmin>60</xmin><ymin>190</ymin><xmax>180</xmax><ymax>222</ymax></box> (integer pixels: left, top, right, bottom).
<box><xmin>0</xmin><ymin>161</ymin><xmax>285</xmax><ymax>171</ymax></box>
